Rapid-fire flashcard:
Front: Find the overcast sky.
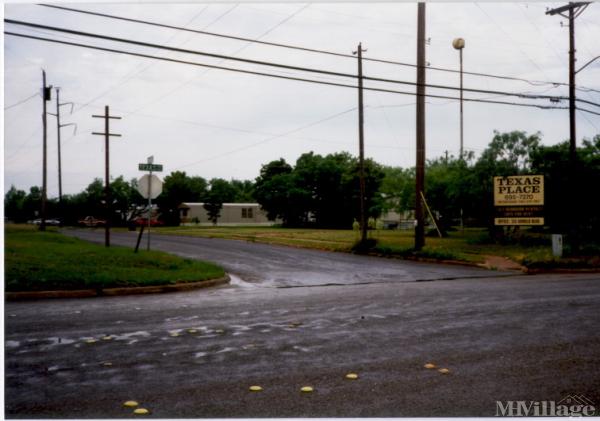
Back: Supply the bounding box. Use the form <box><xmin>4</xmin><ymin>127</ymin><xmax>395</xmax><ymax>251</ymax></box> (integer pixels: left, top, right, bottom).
<box><xmin>3</xmin><ymin>1</ymin><xmax>600</xmax><ymax>197</ymax></box>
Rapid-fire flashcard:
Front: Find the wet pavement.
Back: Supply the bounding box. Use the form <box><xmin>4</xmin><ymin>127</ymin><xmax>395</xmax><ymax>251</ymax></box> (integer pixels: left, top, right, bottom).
<box><xmin>63</xmin><ymin>229</ymin><xmax>516</xmax><ymax>287</ymax></box>
<box><xmin>5</xmin><ymin>231</ymin><xmax>600</xmax><ymax>417</ymax></box>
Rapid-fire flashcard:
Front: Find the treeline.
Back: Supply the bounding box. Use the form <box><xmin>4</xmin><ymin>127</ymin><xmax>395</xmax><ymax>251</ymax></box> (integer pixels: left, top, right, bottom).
<box><xmin>5</xmin><ymin>131</ymin><xmax>600</xmax><ymax>238</ymax></box>
<box><xmin>378</xmin><ymin>131</ymin><xmax>600</xmax><ymax>240</ymax></box>
<box><xmin>4</xmin><ymin>175</ymin><xmax>254</xmax><ymax>226</ymax></box>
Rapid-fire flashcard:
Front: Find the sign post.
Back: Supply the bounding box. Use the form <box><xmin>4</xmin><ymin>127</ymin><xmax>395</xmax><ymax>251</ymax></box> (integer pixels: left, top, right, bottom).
<box><xmin>137</xmin><ymin>156</ymin><xmax>163</xmax><ymax>251</ymax></box>
<box><xmin>493</xmin><ymin>175</ymin><xmax>544</xmax><ymax>226</ymax></box>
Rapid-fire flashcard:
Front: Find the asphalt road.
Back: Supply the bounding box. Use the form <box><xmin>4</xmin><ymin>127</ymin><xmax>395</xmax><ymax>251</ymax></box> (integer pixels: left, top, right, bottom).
<box><xmin>5</xmin><ymin>230</ymin><xmax>600</xmax><ymax>418</ymax></box>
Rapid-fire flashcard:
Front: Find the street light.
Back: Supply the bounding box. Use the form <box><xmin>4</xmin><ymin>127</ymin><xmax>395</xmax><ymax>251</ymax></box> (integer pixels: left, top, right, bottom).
<box><xmin>452</xmin><ymin>38</ymin><xmax>465</xmax><ymax>234</ymax></box>
<box><xmin>452</xmin><ymin>37</ymin><xmax>465</xmax><ymax>159</ymax></box>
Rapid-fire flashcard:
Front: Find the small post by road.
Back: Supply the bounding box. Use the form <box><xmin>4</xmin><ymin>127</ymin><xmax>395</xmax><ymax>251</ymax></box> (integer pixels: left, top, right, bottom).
<box><xmin>137</xmin><ymin>159</ymin><xmax>164</xmax><ymax>252</ymax></box>
<box><xmin>92</xmin><ymin>106</ymin><xmax>122</xmax><ymax>247</ymax></box>
<box><xmin>147</xmin><ymin>156</ymin><xmax>153</xmax><ymax>251</ymax></box>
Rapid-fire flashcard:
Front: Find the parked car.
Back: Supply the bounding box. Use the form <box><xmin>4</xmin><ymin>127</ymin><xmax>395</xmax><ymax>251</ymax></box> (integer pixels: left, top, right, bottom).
<box><xmin>78</xmin><ymin>216</ymin><xmax>106</xmax><ymax>227</ymax></box>
<box><xmin>134</xmin><ymin>217</ymin><xmax>164</xmax><ymax>227</ymax></box>
<box><xmin>28</xmin><ymin>218</ymin><xmax>61</xmax><ymax>226</ymax></box>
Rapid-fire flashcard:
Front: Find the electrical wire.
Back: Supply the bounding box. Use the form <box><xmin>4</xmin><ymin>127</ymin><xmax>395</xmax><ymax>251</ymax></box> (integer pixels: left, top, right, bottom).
<box><xmin>6</xmin><ymin>30</ymin><xmax>580</xmax><ymax>113</ymax></box>
<box><xmin>122</xmin><ymin>3</ymin><xmax>309</xmax><ymax>118</ymax></box>
<box><xmin>36</xmin><ymin>3</ymin><xmax>600</xmax><ymax>92</ymax></box>
<box><xmin>10</xmin><ymin>19</ymin><xmax>598</xmax><ymax>107</ymax></box>
<box><xmin>4</xmin><ymin>92</ymin><xmax>39</xmax><ymax>110</ymax></box>
<box><xmin>69</xmin><ymin>4</ymin><xmax>213</xmax><ymax>115</ymax></box>
<box><xmin>577</xmin><ymin>106</ymin><xmax>600</xmax><ymax>117</ymax></box>
<box><xmin>172</xmin><ymin>105</ymin><xmax>359</xmax><ymax>170</ymax></box>
<box><xmin>579</xmin><ymin>110</ymin><xmax>600</xmax><ymax>132</ymax></box>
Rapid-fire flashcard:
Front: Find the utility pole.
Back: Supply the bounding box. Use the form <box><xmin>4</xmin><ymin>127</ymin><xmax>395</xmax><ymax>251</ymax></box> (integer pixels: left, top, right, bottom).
<box><xmin>40</xmin><ymin>70</ymin><xmax>52</xmax><ymax>232</ymax></box>
<box><xmin>92</xmin><ymin>106</ymin><xmax>122</xmax><ymax>247</ymax></box>
<box><xmin>353</xmin><ymin>42</ymin><xmax>368</xmax><ymax>245</ymax></box>
<box><xmin>48</xmin><ymin>87</ymin><xmax>76</xmax><ymax>216</ymax></box>
<box><xmin>415</xmin><ymin>2</ymin><xmax>426</xmax><ymax>251</ymax></box>
<box><xmin>546</xmin><ymin>2</ymin><xmax>589</xmax><ymax>246</ymax></box>
<box><xmin>546</xmin><ymin>2</ymin><xmax>589</xmax><ymax>164</ymax></box>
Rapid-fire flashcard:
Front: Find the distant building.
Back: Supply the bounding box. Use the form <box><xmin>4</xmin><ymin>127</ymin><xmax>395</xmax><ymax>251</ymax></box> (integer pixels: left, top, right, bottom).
<box><xmin>380</xmin><ymin>210</ymin><xmax>416</xmax><ymax>230</ymax></box>
<box><xmin>178</xmin><ymin>202</ymin><xmax>280</xmax><ymax>226</ymax></box>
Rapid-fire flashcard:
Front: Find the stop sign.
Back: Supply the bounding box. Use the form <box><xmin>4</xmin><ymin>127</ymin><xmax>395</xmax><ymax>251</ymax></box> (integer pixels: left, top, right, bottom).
<box><xmin>137</xmin><ymin>174</ymin><xmax>163</xmax><ymax>199</ymax></box>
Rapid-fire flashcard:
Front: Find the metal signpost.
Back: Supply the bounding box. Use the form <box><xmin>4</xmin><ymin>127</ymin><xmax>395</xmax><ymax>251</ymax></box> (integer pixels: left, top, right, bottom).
<box><xmin>137</xmin><ymin>156</ymin><xmax>163</xmax><ymax>251</ymax></box>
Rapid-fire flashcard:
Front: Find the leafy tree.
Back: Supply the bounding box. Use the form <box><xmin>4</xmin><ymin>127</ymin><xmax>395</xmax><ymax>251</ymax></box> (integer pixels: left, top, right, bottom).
<box><xmin>471</xmin><ymin>131</ymin><xmax>541</xmax><ymax>227</ymax></box>
<box><xmin>155</xmin><ymin>171</ymin><xmax>206</xmax><ymax>225</ymax></box>
<box><xmin>530</xmin><ymin>135</ymin><xmax>600</xmax><ymax>239</ymax></box>
<box><xmin>230</xmin><ymin>179</ymin><xmax>255</xmax><ymax>202</ymax></box>
<box><xmin>254</xmin><ymin>159</ymin><xmax>300</xmax><ymax>225</ymax></box>
<box><xmin>23</xmin><ymin>186</ymin><xmax>43</xmax><ymax>221</ymax></box>
<box><xmin>380</xmin><ymin>166</ymin><xmax>415</xmax><ymax>214</ymax></box>
<box><xmin>4</xmin><ymin>186</ymin><xmax>27</xmax><ymax>222</ymax></box>
<box><xmin>202</xmin><ymin>178</ymin><xmax>237</xmax><ymax>225</ymax></box>
<box><xmin>255</xmin><ymin>153</ymin><xmax>384</xmax><ymax>228</ymax></box>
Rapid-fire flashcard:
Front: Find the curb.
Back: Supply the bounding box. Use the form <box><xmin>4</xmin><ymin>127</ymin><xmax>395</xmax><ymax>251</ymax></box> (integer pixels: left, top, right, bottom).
<box><xmin>5</xmin><ymin>275</ymin><xmax>230</xmax><ymax>301</ymax></box>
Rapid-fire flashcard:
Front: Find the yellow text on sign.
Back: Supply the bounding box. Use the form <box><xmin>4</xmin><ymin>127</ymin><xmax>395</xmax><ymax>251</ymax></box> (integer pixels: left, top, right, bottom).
<box><xmin>493</xmin><ymin>175</ymin><xmax>544</xmax><ymax>206</ymax></box>
<box><xmin>494</xmin><ymin>217</ymin><xmax>544</xmax><ymax>226</ymax></box>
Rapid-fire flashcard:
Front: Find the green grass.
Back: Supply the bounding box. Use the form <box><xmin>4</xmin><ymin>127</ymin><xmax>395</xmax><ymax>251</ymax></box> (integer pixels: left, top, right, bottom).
<box><xmin>152</xmin><ymin>225</ymin><xmax>599</xmax><ymax>269</ymax></box>
<box><xmin>4</xmin><ymin>225</ymin><xmax>225</xmax><ymax>292</ymax></box>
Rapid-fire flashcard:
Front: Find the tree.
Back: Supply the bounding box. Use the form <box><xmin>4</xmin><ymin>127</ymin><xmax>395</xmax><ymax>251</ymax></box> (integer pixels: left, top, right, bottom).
<box><xmin>380</xmin><ymin>166</ymin><xmax>415</xmax><ymax>215</ymax></box>
<box><xmin>254</xmin><ymin>159</ymin><xmax>300</xmax><ymax>225</ymax></box>
<box><xmin>530</xmin><ymin>135</ymin><xmax>600</xmax><ymax>239</ymax></box>
<box><xmin>155</xmin><ymin>171</ymin><xmax>207</xmax><ymax>225</ymax></box>
<box><xmin>471</xmin><ymin>131</ymin><xmax>541</xmax><ymax>227</ymax></box>
<box><xmin>4</xmin><ymin>186</ymin><xmax>27</xmax><ymax>222</ymax></box>
<box><xmin>254</xmin><ymin>153</ymin><xmax>385</xmax><ymax>228</ymax></box>
<box><xmin>202</xmin><ymin>178</ymin><xmax>237</xmax><ymax>225</ymax></box>
<box><xmin>230</xmin><ymin>179</ymin><xmax>255</xmax><ymax>202</ymax></box>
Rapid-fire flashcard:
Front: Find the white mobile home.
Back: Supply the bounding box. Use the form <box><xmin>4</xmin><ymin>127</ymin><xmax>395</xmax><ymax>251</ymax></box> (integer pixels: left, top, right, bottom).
<box><xmin>178</xmin><ymin>202</ymin><xmax>279</xmax><ymax>226</ymax></box>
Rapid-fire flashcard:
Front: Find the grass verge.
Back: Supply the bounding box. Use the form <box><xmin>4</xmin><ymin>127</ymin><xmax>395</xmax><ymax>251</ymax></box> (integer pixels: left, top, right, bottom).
<box><xmin>152</xmin><ymin>225</ymin><xmax>599</xmax><ymax>269</ymax></box>
<box><xmin>5</xmin><ymin>225</ymin><xmax>225</xmax><ymax>292</ymax></box>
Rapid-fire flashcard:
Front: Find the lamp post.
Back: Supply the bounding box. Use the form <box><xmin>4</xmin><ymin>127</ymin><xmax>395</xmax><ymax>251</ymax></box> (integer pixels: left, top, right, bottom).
<box><xmin>452</xmin><ymin>38</ymin><xmax>465</xmax><ymax>234</ymax></box>
<box><xmin>452</xmin><ymin>37</ymin><xmax>465</xmax><ymax>159</ymax></box>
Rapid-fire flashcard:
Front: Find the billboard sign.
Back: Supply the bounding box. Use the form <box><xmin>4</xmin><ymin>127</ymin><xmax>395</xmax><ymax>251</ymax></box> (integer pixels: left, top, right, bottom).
<box><xmin>493</xmin><ymin>175</ymin><xmax>544</xmax><ymax>226</ymax></box>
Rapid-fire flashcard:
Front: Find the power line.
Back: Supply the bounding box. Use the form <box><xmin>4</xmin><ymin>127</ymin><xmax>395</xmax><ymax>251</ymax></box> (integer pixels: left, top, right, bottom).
<box><xmin>122</xmin><ymin>3</ymin><xmax>309</xmax><ymax>118</ymax></box>
<box><xmin>4</xmin><ymin>92</ymin><xmax>39</xmax><ymax>110</ymax></box>
<box><xmin>36</xmin><ymin>3</ymin><xmax>600</xmax><ymax>92</ymax></box>
<box><xmin>172</xmin><ymin>106</ymin><xmax>359</xmax><ymax>170</ymax></box>
<box><xmin>579</xmin><ymin>110</ymin><xmax>599</xmax><ymax>132</ymax></box>
<box><xmin>577</xmin><ymin>106</ymin><xmax>600</xmax><ymax>117</ymax></box>
<box><xmin>9</xmin><ymin>19</ymin><xmax>598</xmax><ymax>108</ymax></box>
<box><xmin>7</xmin><ymin>30</ymin><xmax>582</xmax><ymax>115</ymax></box>
<box><xmin>68</xmin><ymin>4</ymin><xmax>213</xmax><ymax>115</ymax></box>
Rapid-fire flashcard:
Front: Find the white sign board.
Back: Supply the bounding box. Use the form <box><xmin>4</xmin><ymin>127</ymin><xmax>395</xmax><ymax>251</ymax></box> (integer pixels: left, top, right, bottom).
<box><xmin>137</xmin><ymin>174</ymin><xmax>163</xmax><ymax>199</ymax></box>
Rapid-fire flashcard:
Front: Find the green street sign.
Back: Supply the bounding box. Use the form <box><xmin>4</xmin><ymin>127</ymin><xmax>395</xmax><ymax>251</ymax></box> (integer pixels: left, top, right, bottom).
<box><xmin>138</xmin><ymin>163</ymin><xmax>163</xmax><ymax>172</ymax></box>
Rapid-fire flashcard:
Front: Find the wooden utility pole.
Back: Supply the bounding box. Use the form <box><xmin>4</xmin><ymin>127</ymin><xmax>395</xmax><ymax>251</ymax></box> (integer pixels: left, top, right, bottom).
<box><xmin>40</xmin><ymin>70</ymin><xmax>51</xmax><ymax>232</ymax></box>
<box><xmin>353</xmin><ymin>42</ymin><xmax>368</xmax><ymax>245</ymax></box>
<box><xmin>415</xmin><ymin>2</ymin><xmax>426</xmax><ymax>250</ymax></box>
<box><xmin>546</xmin><ymin>2</ymin><xmax>589</xmax><ymax>164</ymax></box>
<box><xmin>49</xmin><ymin>87</ymin><xmax>75</xmax><ymax>214</ymax></box>
<box><xmin>546</xmin><ymin>2</ymin><xmax>589</xmax><ymax>245</ymax></box>
<box><xmin>92</xmin><ymin>106</ymin><xmax>122</xmax><ymax>247</ymax></box>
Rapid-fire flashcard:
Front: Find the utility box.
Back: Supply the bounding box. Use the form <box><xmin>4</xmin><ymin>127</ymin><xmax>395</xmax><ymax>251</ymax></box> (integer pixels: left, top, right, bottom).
<box><xmin>552</xmin><ymin>234</ymin><xmax>563</xmax><ymax>258</ymax></box>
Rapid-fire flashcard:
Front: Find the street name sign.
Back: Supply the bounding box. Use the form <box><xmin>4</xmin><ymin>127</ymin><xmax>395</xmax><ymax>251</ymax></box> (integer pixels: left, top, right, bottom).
<box><xmin>493</xmin><ymin>175</ymin><xmax>544</xmax><ymax>226</ymax></box>
<box><xmin>138</xmin><ymin>163</ymin><xmax>163</xmax><ymax>172</ymax></box>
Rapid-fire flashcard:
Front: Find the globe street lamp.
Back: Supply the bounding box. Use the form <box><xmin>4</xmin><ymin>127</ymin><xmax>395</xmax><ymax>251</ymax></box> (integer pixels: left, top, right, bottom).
<box><xmin>452</xmin><ymin>38</ymin><xmax>465</xmax><ymax>234</ymax></box>
<box><xmin>452</xmin><ymin>37</ymin><xmax>465</xmax><ymax>159</ymax></box>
